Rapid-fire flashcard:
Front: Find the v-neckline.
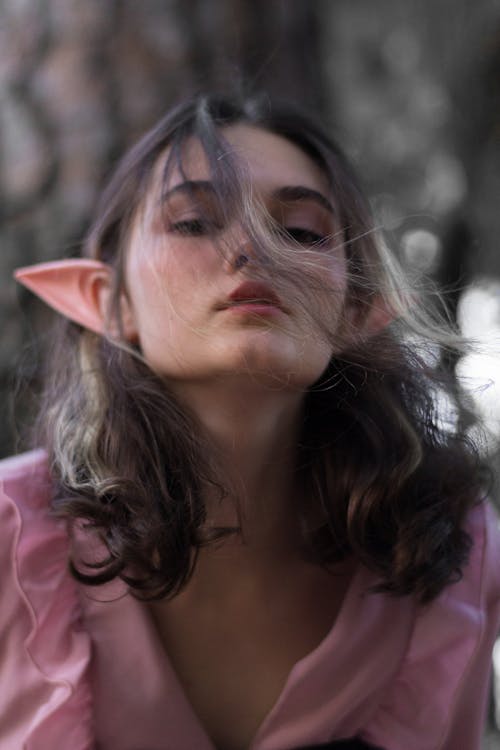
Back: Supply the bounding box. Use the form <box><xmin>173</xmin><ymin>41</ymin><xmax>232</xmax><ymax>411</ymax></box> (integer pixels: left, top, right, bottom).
<box><xmin>81</xmin><ymin>561</ymin><xmax>403</xmax><ymax>750</ymax></box>
<box><xmin>143</xmin><ymin>562</ymin><xmax>367</xmax><ymax>750</ymax></box>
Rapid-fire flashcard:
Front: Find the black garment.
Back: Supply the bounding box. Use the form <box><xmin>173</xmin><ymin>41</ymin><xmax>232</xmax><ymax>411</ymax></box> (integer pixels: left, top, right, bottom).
<box><xmin>298</xmin><ymin>740</ymin><xmax>384</xmax><ymax>750</ymax></box>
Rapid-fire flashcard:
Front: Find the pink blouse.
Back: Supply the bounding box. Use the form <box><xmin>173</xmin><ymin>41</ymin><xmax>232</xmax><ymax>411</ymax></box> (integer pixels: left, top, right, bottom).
<box><xmin>1</xmin><ymin>449</ymin><xmax>500</xmax><ymax>750</ymax></box>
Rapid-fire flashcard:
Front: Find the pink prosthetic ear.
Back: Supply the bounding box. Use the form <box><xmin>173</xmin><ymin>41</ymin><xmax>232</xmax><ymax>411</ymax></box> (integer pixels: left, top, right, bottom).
<box><xmin>14</xmin><ymin>259</ymin><xmax>114</xmax><ymax>335</ymax></box>
<box><xmin>363</xmin><ymin>295</ymin><xmax>395</xmax><ymax>335</ymax></box>
<box><xmin>348</xmin><ymin>294</ymin><xmax>396</xmax><ymax>344</ymax></box>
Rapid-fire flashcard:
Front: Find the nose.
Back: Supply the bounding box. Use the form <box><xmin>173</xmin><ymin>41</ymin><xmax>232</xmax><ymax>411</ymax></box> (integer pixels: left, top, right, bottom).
<box><xmin>222</xmin><ymin>226</ymin><xmax>256</xmax><ymax>273</ymax></box>
<box><xmin>233</xmin><ymin>252</ymin><xmax>250</xmax><ymax>270</ymax></box>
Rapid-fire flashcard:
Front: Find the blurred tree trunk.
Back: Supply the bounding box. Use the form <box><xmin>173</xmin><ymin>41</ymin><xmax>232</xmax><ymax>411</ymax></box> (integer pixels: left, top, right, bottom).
<box><xmin>433</xmin><ymin>3</ymin><xmax>500</xmax><ymax>304</ymax></box>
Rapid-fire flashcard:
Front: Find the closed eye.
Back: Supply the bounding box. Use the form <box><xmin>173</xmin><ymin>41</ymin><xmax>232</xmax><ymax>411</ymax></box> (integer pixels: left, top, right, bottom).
<box><xmin>170</xmin><ymin>219</ymin><xmax>222</xmax><ymax>236</ymax></box>
<box><xmin>281</xmin><ymin>227</ymin><xmax>328</xmax><ymax>247</ymax></box>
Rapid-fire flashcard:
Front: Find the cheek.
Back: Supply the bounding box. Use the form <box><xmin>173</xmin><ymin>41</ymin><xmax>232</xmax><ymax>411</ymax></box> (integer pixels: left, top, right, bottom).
<box><xmin>308</xmin><ymin>253</ymin><xmax>352</xmax><ymax>352</ymax></box>
<box><xmin>127</xmin><ymin>241</ymin><xmax>184</xmax><ymax>313</ymax></box>
<box><xmin>307</xmin><ymin>252</ymin><xmax>349</xmax><ymax>314</ymax></box>
<box><xmin>328</xmin><ymin>253</ymin><xmax>349</xmax><ymax>310</ymax></box>
<box><xmin>324</xmin><ymin>251</ymin><xmax>348</xmax><ymax>289</ymax></box>
<box><xmin>126</xmin><ymin>239</ymin><xmax>219</xmax><ymax>345</ymax></box>
<box><xmin>134</xmin><ymin>235</ymin><xmax>219</xmax><ymax>294</ymax></box>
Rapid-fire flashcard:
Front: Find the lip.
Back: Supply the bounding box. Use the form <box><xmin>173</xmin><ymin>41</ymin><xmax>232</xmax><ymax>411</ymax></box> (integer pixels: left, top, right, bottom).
<box><xmin>220</xmin><ymin>281</ymin><xmax>285</xmax><ymax>313</ymax></box>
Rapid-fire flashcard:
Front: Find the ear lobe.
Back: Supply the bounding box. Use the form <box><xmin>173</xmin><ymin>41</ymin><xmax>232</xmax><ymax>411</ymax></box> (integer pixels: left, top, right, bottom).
<box><xmin>117</xmin><ymin>291</ymin><xmax>140</xmax><ymax>343</ymax></box>
<box><xmin>346</xmin><ymin>294</ymin><xmax>395</xmax><ymax>342</ymax></box>
<box><xmin>363</xmin><ymin>295</ymin><xmax>395</xmax><ymax>335</ymax></box>
<box><xmin>14</xmin><ymin>259</ymin><xmax>120</xmax><ymax>336</ymax></box>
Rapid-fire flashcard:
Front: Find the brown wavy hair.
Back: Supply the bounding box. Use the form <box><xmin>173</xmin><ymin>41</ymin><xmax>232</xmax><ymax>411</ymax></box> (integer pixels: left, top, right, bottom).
<box><xmin>31</xmin><ymin>92</ymin><xmax>487</xmax><ymax>603</ymax></box>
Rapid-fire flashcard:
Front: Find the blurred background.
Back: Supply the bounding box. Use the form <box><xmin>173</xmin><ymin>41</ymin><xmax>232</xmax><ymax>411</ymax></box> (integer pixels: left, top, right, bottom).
<box><xmin>1</xmin><ymin>0</ymin><xmax>500</xmax><ymax>743</ymax></box>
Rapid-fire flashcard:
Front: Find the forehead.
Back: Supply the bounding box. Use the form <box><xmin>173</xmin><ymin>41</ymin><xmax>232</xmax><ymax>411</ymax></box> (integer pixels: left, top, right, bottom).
<box><xmin>151</xmin><ymin>123</ymin><xmax>331</xmax><ymax>198</ymax></box>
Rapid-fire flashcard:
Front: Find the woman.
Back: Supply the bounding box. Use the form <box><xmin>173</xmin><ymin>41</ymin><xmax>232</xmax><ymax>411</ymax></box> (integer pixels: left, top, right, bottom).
<box><xmin>3</xmin><ymin>93</ymin><xmax>500</xmax><ymax>750</ymax></box>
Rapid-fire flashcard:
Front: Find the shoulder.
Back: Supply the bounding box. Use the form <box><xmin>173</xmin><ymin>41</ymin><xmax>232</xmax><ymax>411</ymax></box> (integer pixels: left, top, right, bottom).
<box><xmin>0</xmin><ymin>447</ymin><xmax>50</xmax><ymax>496</ymax></box>
<box><xmin>0</xmin><ymin>447</ymin><xmax>48</xmax><ymax>477</ymax></box>
<box><xmin>0</xmin><ymin>449</ymin><xmax>54</xmax><ymax>572</ymax></box>
<box><xmin>448</xmin><ymin>500</ymin><xmax>500</xmax><ymax>622</ymax></box>
<box><xmin>472</xmin><ymin>499</ymin><xmax>500</xmax><ymax>605</ymax></box>
<box><xmin>0</xmin><ymin>450</ymin><xmax>94</xmax><ymax>749</ymax></box>
<box><xmin>0</xmin><ymin>449</ymin><xmax>56</xmax><ymax>578</ymax></box>
<box><xmin>361</xmin><ymin>500</ymin><xmax>500</xmax><ymax>750</ymax></box>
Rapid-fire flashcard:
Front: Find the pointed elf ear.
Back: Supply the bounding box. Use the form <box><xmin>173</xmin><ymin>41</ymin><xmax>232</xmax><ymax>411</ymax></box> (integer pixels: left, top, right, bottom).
<box><xmin>346</xmin><ymin>294</ymin><xmax>395</xmax><ymax>343</ymax></box>
<box><xmin>363</xmin><ymin>294</ymin><xmax>395</xmax><ymax>335</ymax></box>
<box><xmin>14</xmin><ymin>259</ymin><xmax>137</xmax><ymax>339</ymax></box>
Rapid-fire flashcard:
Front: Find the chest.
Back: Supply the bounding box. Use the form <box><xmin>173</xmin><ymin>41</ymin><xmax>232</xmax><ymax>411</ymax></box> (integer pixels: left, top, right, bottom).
<box><xmin>149</xmin><ymin>566</ymin><xmax>352</xmax><ymax>750</ymax></box>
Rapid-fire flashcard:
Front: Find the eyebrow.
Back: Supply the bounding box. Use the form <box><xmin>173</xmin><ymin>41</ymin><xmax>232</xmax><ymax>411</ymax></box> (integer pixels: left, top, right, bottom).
<box><xmin>162</xmin><ymin>180</ymin><xmax>335</xmax><ymax>215</ymax></box>
<box><xmin>273</xmin><ymin>185</ymin><xmax>335</xmax><ymax>215</ymax></box>
<box><xmin>161</xmin><ymin>180</ymin><xmax>215</xmax><ymax>202</ymax></box>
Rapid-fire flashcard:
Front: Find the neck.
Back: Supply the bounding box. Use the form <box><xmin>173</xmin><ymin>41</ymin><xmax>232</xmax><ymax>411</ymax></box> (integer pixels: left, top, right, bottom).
<box><xmin>171</xmin><ymin>379</ymin><xmax>305</xmax><ymax>559</ymax></box>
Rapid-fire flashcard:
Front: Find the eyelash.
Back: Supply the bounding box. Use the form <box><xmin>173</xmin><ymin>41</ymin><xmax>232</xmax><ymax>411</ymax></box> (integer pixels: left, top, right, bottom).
<box><xmin>280</xmin><ymin>227</ymin><xmax>328</xmax><ymax>247</ymax></box>
<box><xmin>170</xmin><ymin>220</ymin><xmax>328</xmax><ymax>248</ymax></box>
<box><xmin>170</xmin><ymin>219</ymin><xmax>220</xmax><ymax>236</ymax></box>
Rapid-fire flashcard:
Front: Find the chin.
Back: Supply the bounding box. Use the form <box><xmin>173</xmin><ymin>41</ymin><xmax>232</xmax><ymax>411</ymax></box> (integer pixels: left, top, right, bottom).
<box><xmin>219</xmin><ymin>344</ymin><xmax>331</xmax><ymax>392</ymax></box>
<box><xmin>148</xmin><ymin>333</ymin><xmax>333</xmax><ymax>391</ymax></box>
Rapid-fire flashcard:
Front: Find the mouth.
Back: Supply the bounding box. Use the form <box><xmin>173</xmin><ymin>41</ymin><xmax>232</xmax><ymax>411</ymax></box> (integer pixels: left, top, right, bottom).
<box><xmin>220</xmin><ymin>281</ymin><xmax>285</xmax><ymax>313</ymax></box>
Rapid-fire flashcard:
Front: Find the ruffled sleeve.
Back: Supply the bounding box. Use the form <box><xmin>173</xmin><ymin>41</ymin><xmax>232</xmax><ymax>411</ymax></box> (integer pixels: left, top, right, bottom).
<box><xmin>360</xmin><ymin>501</ymin><xmax>500</xmax><ymax>750</ymax></box>
<box><xmin>0</xmin><ymin>450</ymin><xmax>93</xmax><ymax>750</ymax></box>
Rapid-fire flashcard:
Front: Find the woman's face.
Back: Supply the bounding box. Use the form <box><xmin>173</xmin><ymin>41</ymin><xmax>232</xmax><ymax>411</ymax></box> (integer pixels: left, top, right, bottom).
<box><xmin>123</xmin><ymin>124</ymin><xmax>351</xmax><ymax>390</ymax></box>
